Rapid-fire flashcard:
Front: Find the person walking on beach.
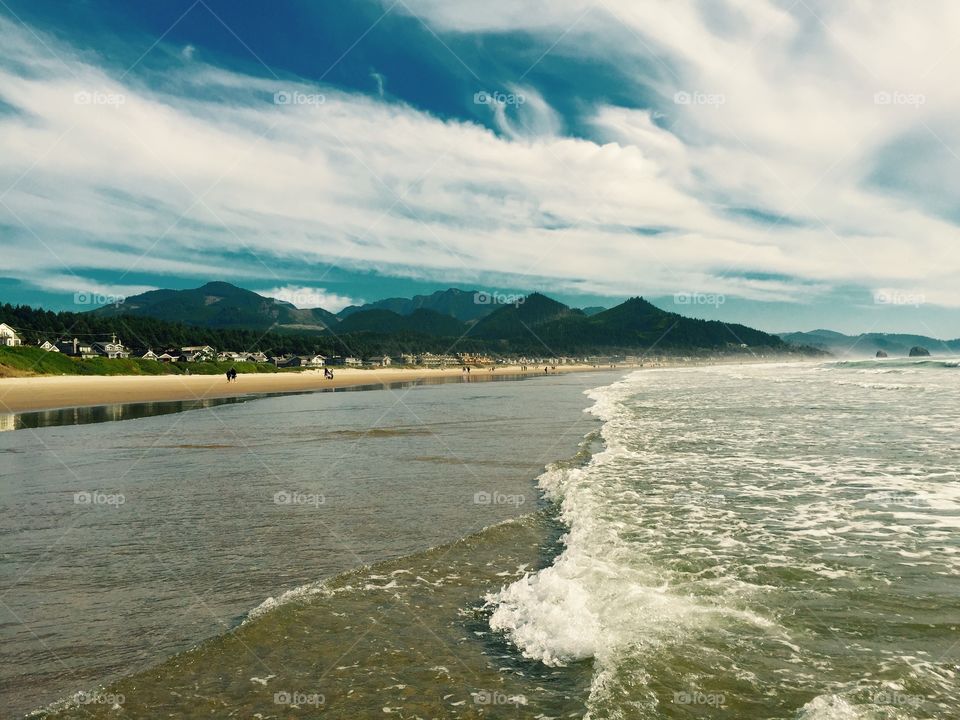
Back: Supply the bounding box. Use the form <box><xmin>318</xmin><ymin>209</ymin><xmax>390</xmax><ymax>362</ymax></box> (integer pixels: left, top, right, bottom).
<box><xmin>225</xmin><ymin>369</ymin><xmax>231</xmax><ymax>383</ymax></box>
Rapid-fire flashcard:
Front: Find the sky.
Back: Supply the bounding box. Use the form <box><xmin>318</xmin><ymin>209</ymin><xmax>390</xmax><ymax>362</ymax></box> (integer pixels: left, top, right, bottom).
<box><xmin>1</xmin><ymin>0</ymin><xmax>959</xmax><ymax>337</ymax></box>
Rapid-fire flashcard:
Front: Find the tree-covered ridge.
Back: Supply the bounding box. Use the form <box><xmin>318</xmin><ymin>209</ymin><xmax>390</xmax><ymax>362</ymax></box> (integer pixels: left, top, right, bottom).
<box><xmin>1</xmin><ymin>286</ymin><xmax>807</xmax><ymax>361</ymax></box>
<box><xmin>90</xmin><ymin>281</ymin><xmax>339</xmax><ymax>331</ymax></box>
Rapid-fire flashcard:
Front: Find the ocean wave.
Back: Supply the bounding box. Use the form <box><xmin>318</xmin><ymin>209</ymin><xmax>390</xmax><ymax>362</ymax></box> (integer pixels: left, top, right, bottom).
<box><xmin>486</xmin><ymin>373</ymin><xmax>774</xmax><ymax>681</ymax></box>
<box><xmin>832</xmin><ymin>380</ymin><xmax>914</xmax><ymax>390</ymax></box>
<box><xmin>831</xmin><ymin>358</ymin><xmax>960</xmax><ymax>371</ymax></box>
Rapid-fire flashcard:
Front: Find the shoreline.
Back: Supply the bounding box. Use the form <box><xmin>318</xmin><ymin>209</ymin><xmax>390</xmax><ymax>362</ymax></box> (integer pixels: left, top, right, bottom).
<box><xmin>0</xmin><ymin>356</ymin><xmax>816</xmax><ymax>416</ymax></box>
<box><xmin>7</xmin><ymin>368</ymin><xmax>612</xmax><ymax>719</ymax></box>
<box><xmin>0</xmin><ymin>364</ymin><xmax>620</xmax><ymax>415</ymax></box>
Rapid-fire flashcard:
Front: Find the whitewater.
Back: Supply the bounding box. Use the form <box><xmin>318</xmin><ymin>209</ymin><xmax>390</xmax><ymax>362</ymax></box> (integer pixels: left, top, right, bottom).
<box><xmin>490</xmin><ymin>359</ymin><xmax>960</xmax><ymax>719</ymax></box>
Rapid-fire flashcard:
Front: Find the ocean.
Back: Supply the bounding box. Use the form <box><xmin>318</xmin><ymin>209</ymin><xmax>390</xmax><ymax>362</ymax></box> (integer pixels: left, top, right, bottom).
<box><xmin>0</xmin><ymin>371</ymin><xmax>615</xmax><ymax>718</ymax></box>
<box><xmin>5</xmin><ymin>360</ymin><xmax>960</xmax><ymax>719</ymax></box>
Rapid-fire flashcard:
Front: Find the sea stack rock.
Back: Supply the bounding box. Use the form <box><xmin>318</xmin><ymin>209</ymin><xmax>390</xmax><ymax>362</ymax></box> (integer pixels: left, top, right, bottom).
<box><xmin>908</xmin><ymin>346</ymin><xmax>930</xmax><ymax>357</ymax></box>
<box><xmin>875</xmin><ymin>350</ymin><xmax>888</xmax><ymax>358</ymax></box>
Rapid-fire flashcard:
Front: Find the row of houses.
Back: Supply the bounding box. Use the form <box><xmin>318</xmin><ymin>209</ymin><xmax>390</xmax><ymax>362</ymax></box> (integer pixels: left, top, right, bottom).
<box><xmin>2</xmin><ymin>324</ymin><xmax>615</xmax><ymax>368</ymax></box>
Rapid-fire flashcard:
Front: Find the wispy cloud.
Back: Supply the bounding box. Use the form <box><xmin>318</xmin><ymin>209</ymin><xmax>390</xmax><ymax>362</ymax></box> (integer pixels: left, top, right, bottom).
<box><xmin>262</xmin><ymin>286</ymin><xmax>361</xmax><ymax>311</ymax></box>
<box><xmin>1</xmin><ymin>2</ymin><xmax>960</xmax><ymax>318</ymax></box>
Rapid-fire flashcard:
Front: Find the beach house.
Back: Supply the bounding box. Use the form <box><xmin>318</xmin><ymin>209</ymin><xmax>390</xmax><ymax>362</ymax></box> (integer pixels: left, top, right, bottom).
<box><xmin>38</xmin><ymin>340</ymin><xmax>60</xmax><ymax>352</ymax></box>
<box><xmin>417</xmin><ymin>352</ymin><xmax>458</xmax><ymax>367</ymax></box>
<box><xmin>93</xmin><ymin>336</ymin><xmax>129</xmax><ymax>359</ymax></box>
<box><xmin>0</xmin><ymin>323</ymin><xmax>22</xmax><ymax>347</ymax></box>
<box><xmin>180</xmin><ymin>345</ymin><xmax>216</xmax><ymax>362</ymax></box>
<box><xmin>141</xmin><ymin>350</ymin><xmax>159</xmax><ymax>361</ymax></box>
<box><xmin>56</xmin><ymin>338</ymin><xmax>97</xmax><ymax>358</ymax></box>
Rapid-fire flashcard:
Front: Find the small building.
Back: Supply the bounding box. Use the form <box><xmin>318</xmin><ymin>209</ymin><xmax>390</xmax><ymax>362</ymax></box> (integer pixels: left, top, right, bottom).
<box><xmin>93</xmin><ymin>336</ymin><xmax>129</xmax><ymax>359</ymax></box>
<box><xmin>343</xmin><ymin>357</ymin><xmax>362</xmax><ymax>367</ymax></box>
<box><xmin>417</xmin><ymin>352</ymin><xmax>458</xmax><ymax>367</ymax></box>
<box><xmin>367</xmin><ymin>355</ymin><xmax>391</xmax><ymax>367</ymax></box>
<box><xmin>38</xmin><ymin>340</ymin><xmax>60</xmax><ymax>352</ymax></box>
<box><xmin>0</xmin><ymin>323</ymin><xmax>22</xmax><ymax>347</ymax></box>
<box><xmin>141</xmin><ymin>350</ymin><xmax>159</xmax><ymax>361</ymax></box>
<box><xmin>180</xmin><ymin>345</ymin><xmax>216</xmax><ymax>362</ymax></box>
<box><xmin>276</xmin><ymin>355</ymin><xmax>325</xmax><ymax>368</ymax></box>
<box><xmin>56</xmin><ymin>338</ymin><xmax>97</xmax><ymax>358</ymax></box>
<box><xmin>398</xmin><ymin>353</ymin><xmax>416</xmax><ymax>366</ymax></box>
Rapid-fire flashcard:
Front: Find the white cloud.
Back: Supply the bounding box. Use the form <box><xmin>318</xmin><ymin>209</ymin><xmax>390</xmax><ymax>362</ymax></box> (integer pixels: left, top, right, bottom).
<box><xmin>1</xmin><ymin>3</ymin><xmax>960</xmax><ymax>315</ymax></box>
<box><xmin>262</xmin><ymin>286</ymin><xmax>361</xmax><ymax>312</ymax></box>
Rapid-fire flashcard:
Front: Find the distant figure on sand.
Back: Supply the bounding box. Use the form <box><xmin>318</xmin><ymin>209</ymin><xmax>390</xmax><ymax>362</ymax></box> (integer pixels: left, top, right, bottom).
<box><xmin>324</xmin><ymin>368</ymin><xmax>334</xmax><ymax>380</ymax></box>
<box><xmin>227</xmin><ymin>367</ymin><xmax>237</xmax><ymax>382</ymax></box>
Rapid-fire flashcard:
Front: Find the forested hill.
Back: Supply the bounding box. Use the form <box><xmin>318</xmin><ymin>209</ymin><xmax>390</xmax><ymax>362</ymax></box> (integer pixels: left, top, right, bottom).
<box><xmin>1</xmin><ymin>288</ymin><xmax>813</xmax><ymax>359</ymax></box>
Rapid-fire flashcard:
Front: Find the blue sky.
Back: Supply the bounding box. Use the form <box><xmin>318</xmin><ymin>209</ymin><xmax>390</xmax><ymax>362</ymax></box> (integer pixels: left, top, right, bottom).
<box><xmin>1</xmin><ymin>0</ymin><xmax>959</xmax><ymax>337</ymax></box>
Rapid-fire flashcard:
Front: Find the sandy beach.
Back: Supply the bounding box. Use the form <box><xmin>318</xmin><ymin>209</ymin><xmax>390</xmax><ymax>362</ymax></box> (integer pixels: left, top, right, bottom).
<box><xmin>0</xmin><ymin>364</ymin><xmax>620</xmax><ymax>415</ymax></box>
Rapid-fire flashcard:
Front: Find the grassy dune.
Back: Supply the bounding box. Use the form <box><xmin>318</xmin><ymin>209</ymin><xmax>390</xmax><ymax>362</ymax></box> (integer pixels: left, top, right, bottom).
<box><xmin>0</xmin><ymin>347</ymin><xmax>283</xmax><ymax>378</ymax></box>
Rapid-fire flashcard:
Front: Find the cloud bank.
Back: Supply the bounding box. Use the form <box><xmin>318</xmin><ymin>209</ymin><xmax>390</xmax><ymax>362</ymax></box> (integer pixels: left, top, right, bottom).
<box><xmin>1</xmin><ymin>1</ymin><xmax>959</xmax><ymax>318</ymax></box>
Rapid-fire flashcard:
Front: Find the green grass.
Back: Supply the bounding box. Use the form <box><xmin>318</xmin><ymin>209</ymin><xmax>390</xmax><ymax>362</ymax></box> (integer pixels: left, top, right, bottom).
<box><xmin>0</xmin><ymin>346</ymin><xmax>284</xmax><ymax>377</ymax></box>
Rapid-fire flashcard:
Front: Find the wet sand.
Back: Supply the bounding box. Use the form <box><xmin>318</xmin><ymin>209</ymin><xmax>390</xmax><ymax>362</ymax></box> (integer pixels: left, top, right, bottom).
<box><xmin>0</xmin><ymin>364</ymin><xmax>617</xmax><ymax>414</ymax></box>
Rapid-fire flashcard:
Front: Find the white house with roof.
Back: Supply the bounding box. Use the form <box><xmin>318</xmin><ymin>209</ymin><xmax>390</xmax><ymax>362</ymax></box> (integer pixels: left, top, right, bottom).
<box><xmin>38</xmin><ymin>340</ymin><xmax>60</xmax><ymax>352</ymax></box>
<box><xmin>0</xmin><ymin>323</ymin><xmax>22</xmax><ymax>347</ymax></box>
<box><xmin>93</xmin><ymin>336</ymin><xmax>129</xmax><ymax>359</ymax></box>
<box><xmin>180</xmin><ymin>345</ymin><xmax>216</xmax><ymax>362</ymax></box>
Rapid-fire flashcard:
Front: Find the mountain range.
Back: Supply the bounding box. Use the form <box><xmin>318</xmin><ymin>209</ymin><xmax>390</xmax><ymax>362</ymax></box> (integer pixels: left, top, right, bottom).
<box><xmin>778</xmin><ymin>329</ymin><xmax>960</xmax><ymax>357</ymax></box>
<box><xmin>338</xmin><ymin>288</ymin><xmax>497</xmax><ymax>323</ymax></box>
<box><xmin>87</xmin><ymin>282</ymin><xmax>795</xmax><ymax>355</ymax></box>
<box><xmin>92</xmin><ymin>281</ymin><xmax>340</xmax><ymax>331</ymax></box>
